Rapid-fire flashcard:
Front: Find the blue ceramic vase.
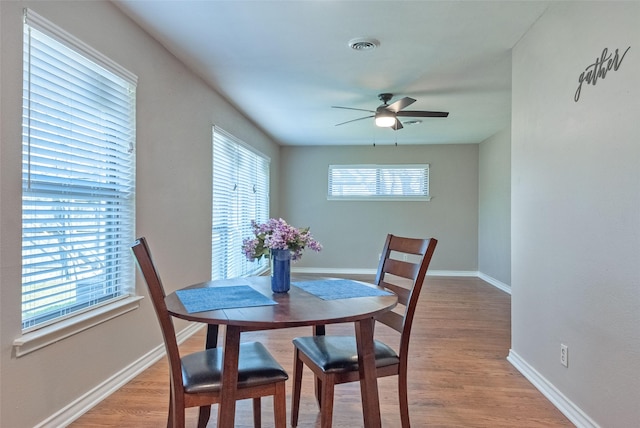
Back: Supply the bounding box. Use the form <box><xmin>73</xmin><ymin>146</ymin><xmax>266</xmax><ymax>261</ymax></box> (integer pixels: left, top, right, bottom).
<box><xmin>270</xmin><ymin>249</ymin><xmax>291</xmax><ymax>293</ymax></box>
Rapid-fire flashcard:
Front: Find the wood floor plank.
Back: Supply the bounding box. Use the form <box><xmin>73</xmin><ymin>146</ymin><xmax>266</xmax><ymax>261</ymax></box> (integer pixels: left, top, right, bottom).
<box><xmin>69</xmin><ymin>276</ymin><xmax>573</xmax><ymax>427</ymax></box>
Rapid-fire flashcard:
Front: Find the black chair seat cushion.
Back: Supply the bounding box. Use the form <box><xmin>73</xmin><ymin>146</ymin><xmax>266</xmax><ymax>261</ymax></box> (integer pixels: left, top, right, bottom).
<box><xmin>181</xmin><ymin>341</ymin><xmax>288</xmax><ymax>394</ymax></box>
<box><xmin>292</xmin><ymin>336</ymin><xmax>399</xmax><ymax>373</ymax></box>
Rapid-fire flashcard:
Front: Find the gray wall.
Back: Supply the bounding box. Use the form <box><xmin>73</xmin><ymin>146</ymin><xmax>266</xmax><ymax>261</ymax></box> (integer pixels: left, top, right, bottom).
<box><xmin>0</xmin><ymin>2</ymin><xmax>280</xmax><ymax>427</ymax></box>
<box><xmin>478</xmin><ymin>128</ymin><xmax>511</xmax><ymax>286</ymax></box>
<box><xmin>280</xmin><ymin>144</ymin><xmax>479</xmax><ymax>272</ymax></box>
<box><xmin>511</xmin><ymin>2</ymin><xmax>639</xmax><ymax>427</ymax></box>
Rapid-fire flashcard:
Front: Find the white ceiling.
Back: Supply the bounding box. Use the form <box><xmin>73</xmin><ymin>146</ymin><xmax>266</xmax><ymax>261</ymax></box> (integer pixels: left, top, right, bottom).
<box><xmin>113</xmin><ymin>0</ymin><xmax>550</xmax><ymax>146</ymax></box>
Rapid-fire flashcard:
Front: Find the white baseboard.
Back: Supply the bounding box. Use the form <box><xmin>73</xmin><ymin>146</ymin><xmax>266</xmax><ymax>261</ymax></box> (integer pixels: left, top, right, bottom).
<box><xmin>477</xmin><ymin>272</ymin><xmax>511</xmax><ymax>294</ymax></box>
<box><xmin>292</xmin><ymin>267</ymin><xmax>511</xmax><ymax>294</ymax></box>
<box><xmin>292</xmin><ymin>267</ymin><xmax>480</xmax><ymax>278</ymax></box>
<box><xmin>36</xmin><ymin>323</ymin><xmax>204</xmax><ymax>428</ymax></box>
<box><xmin>430</xmin><ymin>270</ymin><xmax>478</xmax><ymax>277</ymax></box>
<box><xmin>507</xmin><ymin>350</ymin><xmax>599</xmax><ymax>428</ymax></box>
<box><xmin>292</xmin><ymin>267</ymin><xmax>378</xmax><ymax>275</ymax></box>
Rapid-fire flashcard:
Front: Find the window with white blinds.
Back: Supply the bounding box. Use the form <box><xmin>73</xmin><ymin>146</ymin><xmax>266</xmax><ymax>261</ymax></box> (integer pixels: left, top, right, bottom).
<box><xmin>212</xmin><ymin>127</ymin><xmax>270</xmax><ymax>280</ymax></box>
<box><xmin>328</xmin><ymin>164</ymin><xmax>431</xmax><ymax>201</ymax></box>
<box><xmin>21</xmin><ymin>10</ymin><xmax>137</xmax><ymax>331</ymax></box>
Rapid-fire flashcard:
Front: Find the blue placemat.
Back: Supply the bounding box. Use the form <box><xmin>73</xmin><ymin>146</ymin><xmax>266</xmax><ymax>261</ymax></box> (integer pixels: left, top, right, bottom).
<box><xmin>293</xmin><ymin>279</ymin><xmax>393</xmax><ymax>300</ymax></box>
<box><xmin>175</xmin><ymin>285</ymin><xmax>277</xmax><ymax>314</ymax></box>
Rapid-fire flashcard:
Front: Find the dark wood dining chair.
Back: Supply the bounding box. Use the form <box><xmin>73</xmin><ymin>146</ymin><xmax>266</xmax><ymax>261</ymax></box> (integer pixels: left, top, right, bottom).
<box><xmin>290</xmin><ymin>234</ymin><xmax>437</xmax><ymax>428</ymax></box>
<box><xmin>131</xmin><ymin>237</ymin><xmax>288</xmax><ymax>428</ymax></box>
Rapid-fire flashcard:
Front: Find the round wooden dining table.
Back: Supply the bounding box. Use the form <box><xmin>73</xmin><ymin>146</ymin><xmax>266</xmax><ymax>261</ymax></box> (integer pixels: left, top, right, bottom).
<box><xmin>164</xmin><ymin>275</ymin><xmax>398</xmax><ymax>428</ymax></box>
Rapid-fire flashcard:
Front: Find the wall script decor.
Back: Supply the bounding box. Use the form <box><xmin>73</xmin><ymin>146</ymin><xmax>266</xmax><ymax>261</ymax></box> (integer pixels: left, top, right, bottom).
<box><xmin>574</xmin><ymin>47</ymin><xmax>630</xmax><ymax>102</ymax></box>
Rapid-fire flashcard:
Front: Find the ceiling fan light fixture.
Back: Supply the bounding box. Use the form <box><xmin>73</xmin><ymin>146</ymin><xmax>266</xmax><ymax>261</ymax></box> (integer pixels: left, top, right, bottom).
<box><xmin>375</xmin><ymin>112</ymin><xmax>396</xmax><ymax>127</ymax></box>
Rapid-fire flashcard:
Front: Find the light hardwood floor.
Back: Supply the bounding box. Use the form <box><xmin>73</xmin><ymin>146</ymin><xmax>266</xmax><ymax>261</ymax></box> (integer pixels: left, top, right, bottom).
<box><xmin>70</xmin><ymin>276</ymin><xmax>573</xmax><ymax>427</ymax></box>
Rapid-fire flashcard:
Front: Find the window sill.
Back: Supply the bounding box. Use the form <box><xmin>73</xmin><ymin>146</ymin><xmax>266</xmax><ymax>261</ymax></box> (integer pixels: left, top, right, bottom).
<box><xmin>13</xmin><ymin>295</ymin><xmax>144</xmax><ymax>357</ymax></box>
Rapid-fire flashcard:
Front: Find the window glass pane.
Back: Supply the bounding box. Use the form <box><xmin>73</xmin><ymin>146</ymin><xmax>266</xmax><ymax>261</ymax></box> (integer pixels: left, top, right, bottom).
<box><xmin>328</xmin><ymin>164</ymin><xmax>430</xmax><ymax>200</ymax></box>
<box><xmin>330</xmin><ymin>167</ymin><xmax>377</xmax><ymax>196</ymax></box>
<box><xmin>212</xmin><ymin>127</ymin><xmax>269</xmax><ymax>280</ymax></box>
<box><xmin>22</xmin><ymin>11</ymin><xmax>136</xmax><ymax>331</ymax></box>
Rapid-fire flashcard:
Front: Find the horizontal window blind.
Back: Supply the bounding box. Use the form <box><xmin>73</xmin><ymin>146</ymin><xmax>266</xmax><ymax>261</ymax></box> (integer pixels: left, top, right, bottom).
<box><xmin>212</xmin><ymin>127</ymin><xmax>270</xmax><ymax>280</ymax></box>
<box><xmin>22</xmin><ymin>10</ymin><xmax>137</xmax><ymax>330</ymax></box>
<box><xmin>328</xmin><ymin>164</ymin><xmax>430</xmax><ymax>200</ymax></box>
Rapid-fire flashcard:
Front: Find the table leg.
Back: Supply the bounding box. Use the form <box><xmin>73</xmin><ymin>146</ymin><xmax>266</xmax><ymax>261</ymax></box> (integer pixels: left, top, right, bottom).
<box><xmin>217</xmin><ymin>325</ymin><xmax>241</xmax><ymax>428</ymax></box>
<box><xmin>313</xmin><ymin>324</ymin><xmax>326</xmax><ymax>406</ymax></box>
<box><xmin>206</xmin><ymin>324</ymin><xmax>219</xmax><ymax>348</ymax></box>
<box><xmin>354</xmin><ymin>317</ymin><xmax>382</xmax><ymax>428</ymax></box>
<box><xmin>196</xmin><ymin>325</ymin><xmax>219</xmax><ymax>428</ymax></box>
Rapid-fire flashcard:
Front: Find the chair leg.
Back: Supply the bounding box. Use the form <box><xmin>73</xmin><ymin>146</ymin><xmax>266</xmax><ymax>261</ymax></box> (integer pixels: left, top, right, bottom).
<box><xmin>167</xmin><ymin>388</ymin><xmax>174</xmax><ymax>428</ymax></box>
<box><xmin>170</xmin><ymin>386</ymin><xmax>186</xmax><ymax>428</ymax></box>
<box><xmin>315</xmin><ymin>376</ymin><xmax>323</xmax><ymax>409</ymax></box>
<box><xmin>312</xmin><ymin>325</ymin><xmax>326</xmax><ymax>409</ymax></box>
<box><xmin>319</xmin><ymin>375</ymin><xmax>335</xmax><ymax>428</ymax></box>
<box><xmin>398</xmin><ymin>370</ymin><xmax>411</xmax><ymax>428</ymax></box>
<box><xmin>291</xmin><ymin>348</ymin><xmax>304</xmax><ymax>427</ymax></box>
<box><xmin>252</xmin><ymin>397</ymin><xmax>261</xmax><ymax>428</ymax></box>
<box><xmin>173</xmin><ymin>407</ymin><xmax>186</xmax><ymax>428</ymax></box>
<box><xmin>197</xmin><ymin>406</ymin><xmax>211</xmax><ymax>428</ymax></box>
<box><xmin>273</xmin><ymin>382</ymin><xmax>287</xmax><ymax>428</ymax></box>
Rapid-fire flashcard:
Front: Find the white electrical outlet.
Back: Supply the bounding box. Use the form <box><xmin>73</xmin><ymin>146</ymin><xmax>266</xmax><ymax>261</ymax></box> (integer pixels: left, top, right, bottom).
<box><xmin>560</xmin><ymin>344</ymin><xmax>568</xmax><ymax>367</ymax></box>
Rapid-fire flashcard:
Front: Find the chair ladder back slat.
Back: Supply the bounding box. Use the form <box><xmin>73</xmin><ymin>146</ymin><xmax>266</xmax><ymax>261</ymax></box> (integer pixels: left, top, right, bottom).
<box><xmin>388</xmin><ymin>236</ymin><xmax>430</xmax><ymax>256</ymax></box>
<box><xmin>379</xmin><ymin>281</ymin><xmax>410</xmax><ymax>306</ymax></box>
<box><xmin>375</xmin><ymin>310</ymin><xmax>404</xmax><ymax>333</ymax></box>
<box><xmin>383</xmin><ymin>258</ymin><xmax>420</xmax><ymax>282</ymax></box>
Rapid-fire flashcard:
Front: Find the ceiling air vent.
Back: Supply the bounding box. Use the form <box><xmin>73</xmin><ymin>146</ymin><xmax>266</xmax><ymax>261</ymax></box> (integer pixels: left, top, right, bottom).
<box><xmin>348</xmin><ymin>37</ymin><xmax>379</xmax><ymax>51</ymax></box>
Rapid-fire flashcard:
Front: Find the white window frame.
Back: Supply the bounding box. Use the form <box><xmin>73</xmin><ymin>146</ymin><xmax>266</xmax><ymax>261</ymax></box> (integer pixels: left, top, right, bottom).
<box><xmin>14</xmin><ymin>10</ymin><xmax>141</xmax><ymax>356</ymax></box>
<box><xmin>212</xmin><ymin>127</ymin><xmax>270</xmax><ymax>280</ymax></box>
<box><xmin>328</xmin><ymin>164</ymin><xmax>431</xmax><ymax>201</ymax></box>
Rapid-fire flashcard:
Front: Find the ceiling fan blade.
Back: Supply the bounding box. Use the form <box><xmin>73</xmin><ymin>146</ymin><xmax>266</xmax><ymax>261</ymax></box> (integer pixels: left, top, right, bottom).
<box><xmin>332</xmin><ymin>106</ymin><xmax>376</xmax><ymax>113</ymax></box>
<box><xmin>397</xmin><ymin>110</ymin><xmax>449</xmax><ymax>118</ymax></box>
<box><xmin>391</xmin><ymin>118</ymin><xmax>403</xmax><ymax>131</ymax></box>
<box><xmin>334</xmin><ymin>115</ymin><xmax>375</xmax><ymax>126</ymax></box>
<box><xmin>386</xmin><ymin>97</ymin><xmax>416</xmax><ymax>113</ymax></box>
